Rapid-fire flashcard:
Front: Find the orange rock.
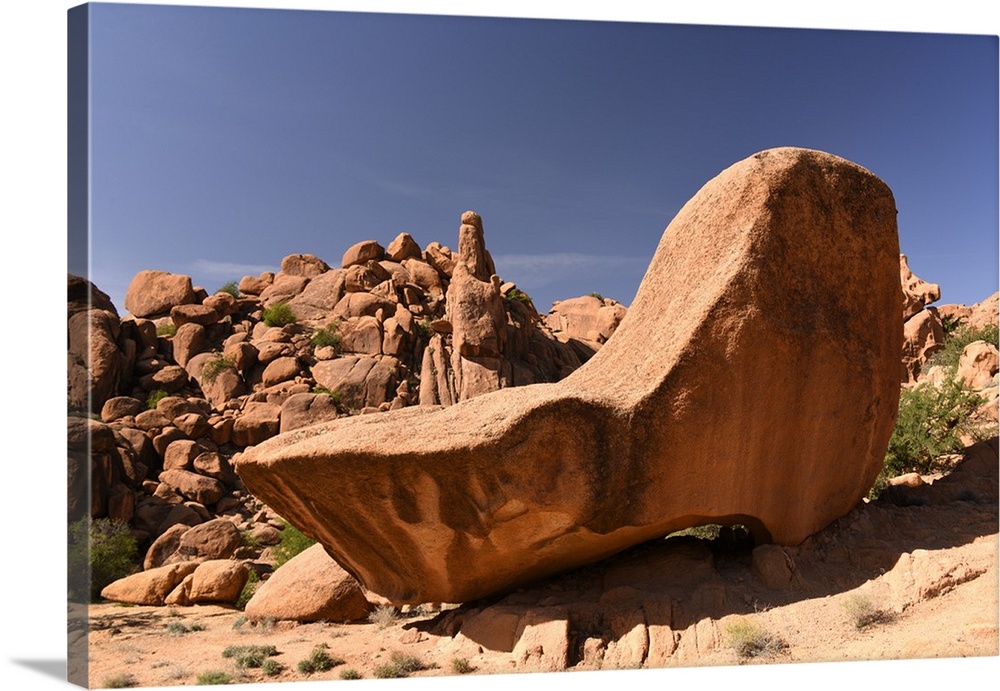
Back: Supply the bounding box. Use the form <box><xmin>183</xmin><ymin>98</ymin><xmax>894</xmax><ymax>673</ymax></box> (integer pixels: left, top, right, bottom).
<box><xmin>236</xmin><ymin>148</ymin><xmax>902</xmax><ymax>604</ymax></box>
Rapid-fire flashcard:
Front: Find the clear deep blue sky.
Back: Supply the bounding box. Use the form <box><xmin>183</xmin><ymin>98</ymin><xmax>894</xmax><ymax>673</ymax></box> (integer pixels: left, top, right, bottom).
<box><xmin>83</xmin><ymin>2</ymin><xmax>998</xmax><ymax>313</ymax></box>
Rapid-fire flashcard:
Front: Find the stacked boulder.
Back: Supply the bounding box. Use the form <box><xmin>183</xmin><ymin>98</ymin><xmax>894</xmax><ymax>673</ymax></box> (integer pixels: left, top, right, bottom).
<box><xmin>899</xmin><ymin>254</ymin><xmax>944</xmax><ymax>383</ymax></box>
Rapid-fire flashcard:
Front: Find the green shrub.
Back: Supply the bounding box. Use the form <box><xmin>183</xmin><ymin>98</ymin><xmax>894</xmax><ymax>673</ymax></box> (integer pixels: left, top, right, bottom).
<box><xmin>451</xmin><ymin>657</ymin><xmax>474</xmax><ymax>674</ymax></box>
<box><xmin>417</xmin><ymin>318</ymin><xmax>433</xmax><ymax>335</ymax></box>
<box><xmin>156</xmin><ymin>322</ymin><xmax>177</xmax><ymax>337</ymax></box>
<box><xmin>195</xmin><ymin>670</ymin><xmax>234</xmax><ymax>685</ymax></box>
<box><xmin>168</xmin><ymin>621</ymin><xmax>204</xmax><ymax>636</ymax></box>
<box><xmin>874</xmin><ymin>372</ymin><xmax>986</xmax><ymax>497</ymax></box>
<box><xmin>340</xmin><ymin>668</ymin><xmax>362</xmax><ymax>680</ymax></box>
<box><xmin>263</xmin><ymin>302</ymin><xmax>296</xmax><ymax>327</ymax></box>
<box><xmin>312</xmin><ymin>388</ymin><xmax>342</xmax><ymax>406</ymax></box>
<box><xmin>504</xmin><ymin>288</ymin><xmax>533</xmax><ymax>306</ymax></box>
<box><xmin>222</xmin><ymin>644</ymin><xmax>278</xmax><ymax>668</ymax></box>
<box><xmin>200</xmin><ymin>354</ymin><xmax>237</xmax><ymax>384</ymax></box>
<box><xmin>725</xmin><ymin>618</ymin><xmax>786</xmax><ymax>659</ymax></box>
<box><xmin>272</xmin><ymin>523</ymin><xmax>317</xmax><ymax>567</ymax></box>
<box><xmin>217</xmin><ymin>281</ymin><xmax>241</xmax><ymax>299</ymax></box>
<box><xmin>297</xmin><ymin>646</ymin><xmax>343</xmax><ymax>674</ymax></box>
<box><xmin>102</xmin><ymin>673</ymin><xmax>138</xmax><ymax>688</ymax></box>
<box><xmin>68</xmin><ymin>517</ymin><xmax>139</xmax><ymax>602</ymax></box>
<box><xmin>927</xmin><ymin>323</ymin><xmax>999</xmax><ymax>370</ymax></box>
<box><xmin>842</xmin><ymin>593</ymin><xmax>894</xmax><ymax>630</ymax></box>
<box><xmin>261</xmin><ymin>658</ymin><xmax>283</xmax><ymax>677</ymax></box>
<box><xmin>146</xmin><ymin>389</ymin><xmax>169</xmax><ymax>410</ymax></box>
<box><xmin>588</xmin><ymin>292</ymin><xmax>605</xmax><ymax>301</ymax></box>
<box><xmin>310</xmin><ymin>323</ymin><xmax>342</xmax><ymax>350</ymax></box>
<box><xmin>372</xmin><ymin>652</ymin><xmax>429</xmax><ymax>679</ymax></box>
<box><xmin>235</xmin><ymin>569</ymin><xmax>260</xmax><ymax>610</ymax></box>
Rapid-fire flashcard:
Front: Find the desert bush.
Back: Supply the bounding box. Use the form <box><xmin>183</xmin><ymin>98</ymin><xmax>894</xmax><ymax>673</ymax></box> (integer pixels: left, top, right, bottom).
<box><xmin>504</xmin><ymin>288</ymin><xmax>533</xmax><ymax>306</ymax></box>
<box><xmin>451</xmin><ymin>657</ymin><xmax>474</xmax><ymax>674</ymax></box>
<box><xmin>102</xmin><ymin>673</ymin><xmax>138</xmax><ymax>688</ymax></box>
<box><xmin>156</xmin><ymin>322</ymin><xmax>177</xmax><ymax>337</ymax></box>
<box><xmin>222</xmin><ymin>644</ymin><xmax>278</xmax><ymax>669</ymax></box>
<box><xmin>725</xmin><ymin>618</ymin><xmax>787</xmax><ymax>659</ymax></box>
<box><xmin>367</xmin><ymin>604</ymin><xmax>399</xmax><ymax>630</ymax></box>
<box><xmin>167</xmin><ymin>621</ymin><xmax>205</xmax><ymax>636</ymax></box>
<box><xmin>312</xmin><ymin>387</ymin><xmax>343</xmax><ymax>406</ymax></box>
<box><xmin>842</xmin><ymin>593</ymin><xmax>894</xmax><ymax>630</ymax></box>
<box><xmin>272</xmin><ymin>523</ymin><xmax>317</xmax><ymax>567</ymax></box>
<box><xmin>217</xmin><ymin>281</ymin><xmax>241</xmax><ymax>299</ymax></box>
<box><xmin>200</xmin><ymin>354</ymin><xmax>237</xmax><ymax>384</ymax></box>
<box><xmin>297</xmin><ymin>645</ymin><xmax>343</xmax><ymax>674</ymax></box>
<box><xmin>310</xmin><ymin>323</ymin><xmax>341</xmax><ymax>350</ymax></box>
<box><xmin>927</xmin><ymin>323</ymin><xmax>999</xmax><ymax>370</ymax></box>
<box><xmin>146</xmin><ymin>388</ymin><xmax>169</xmax><ymax>409</ymax></box>
<box><xmin>195</xmin><ymin>670</ymin><xmax>234</xmax><ymax>685</ymax></box>
<box><xmin>373</xmin><ymin>652</ymin><xmax>430</xmax><ymax>679</ymax></box>
<box><xmin>874</xmin><ymin>372</ymin><xmax>986</xmax><ymax>498</ymax></box>
<box><xmin>68</xmin><ymin>517</ymin><xmax>139</xmax><ymax>602</ymax></box>
<box><xmin>261</xmin><ymin>658</ymin><xmax>283</xmax><ymax>677</ymax></box>
<box><xmin>235</xmin><ymin>569</ymin><xmax>260</xmax><ymax>610</ymax></box>
<box><xmin>339</xmin><ymin>668</ymin><xmax>362</xmax><ymax>680</ymax></box>
<box><xmin>588</xmin><ymin>292</ymin><xmax>605</xmax><ymax>301</ymax></box>
<box><xmin>263</xmin><ymin>301</ymin><xmax>296</xmax><ymax>327</ymax></box>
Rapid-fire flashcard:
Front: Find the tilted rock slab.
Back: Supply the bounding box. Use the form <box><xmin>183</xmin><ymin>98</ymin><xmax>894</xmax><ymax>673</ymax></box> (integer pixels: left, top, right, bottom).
<box><xmin>236</xmin><ymin>148</ymin><xmax>902</xmax><ymax>604</ymax></box>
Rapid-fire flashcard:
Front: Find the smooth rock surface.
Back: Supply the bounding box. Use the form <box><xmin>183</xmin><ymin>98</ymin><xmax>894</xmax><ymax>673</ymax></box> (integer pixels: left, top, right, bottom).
<box><xmin>236</xmin><ymin>148</ymin><xmax>902</xmax><ymax>604</ymax></box>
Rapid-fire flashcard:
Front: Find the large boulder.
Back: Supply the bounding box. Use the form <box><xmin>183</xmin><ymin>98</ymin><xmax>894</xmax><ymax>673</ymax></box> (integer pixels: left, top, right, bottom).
<box><xmin>245</xmin><ymin>543</ymin><xmax>372</xmax><ymax>622</ymax></box>
<box><xmin>235</xmin><ymin>148</ymin><xmax>902</xmax><ymax>605</ymax></box>
<box><xmin>100</xmin><ymin>562</ymin><xmax>199</xmax><ymax>606</ymax></box>
<box><xmin>124</xmin><ymin>270</ymin><xmax>196</xmax><ymax>318</ymax></box>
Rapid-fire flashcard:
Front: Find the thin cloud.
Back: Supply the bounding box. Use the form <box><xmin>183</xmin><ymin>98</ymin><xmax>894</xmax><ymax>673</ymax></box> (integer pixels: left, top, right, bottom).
<box><xmin>492</xmin><ymin>253</ymin><xmax>646</xmax><ymax>285</ymax></box>
<box><xmin>189</xmin><ymin>259</ymin><xmax>275</xmax><ymax>280</ymax></box>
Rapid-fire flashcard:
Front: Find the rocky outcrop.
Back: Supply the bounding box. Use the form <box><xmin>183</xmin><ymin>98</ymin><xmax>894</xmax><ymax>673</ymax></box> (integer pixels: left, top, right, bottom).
<box><xmin>899</xmin><ymin>258</ymin><xmax>945</xmax><ymax>383</ymax></box>
<box><xmin>124</xmin><ymin>270</ymin><xmax>196</xmax><ymax>318</ymax></box>
<box><xmin>235</xmin><ymin>147</ymin><xmax>902</xmax><ymax>604</ymax></box>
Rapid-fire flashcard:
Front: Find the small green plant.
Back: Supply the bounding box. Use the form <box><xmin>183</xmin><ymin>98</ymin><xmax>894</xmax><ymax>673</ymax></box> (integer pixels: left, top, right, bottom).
<box><xmin>263</xmin><ymin>301</ymin><xmax>297</xmax><ymax>327</ymax></box>
<box><xmin>102</xmin><ymin>673</ymin><xmax>138</xmax><ymax>688</ymax></box>
<box><xmin>367</xmin><ymin>605</ymin><xmax>399</xmax><ymax>630</ymax></box>
<box><xmin>195</xmin><ymin>670</ymin><xmax>234</xmax><ymax>685</ymax></box>
<box><xmin>842</xmin><ymin>593</ymin><xmax>894</xmax><ymax>630</ymax></box>
<box><xmin>222</xmin><ymin>644</ymin><xmax>279</xmax><ymax>668</ymax></box>
<box><xmin>261</xmin><ymin>658</ymin><xmax>283</xmax><ymax>677</ymax></box>
<box><xmin>873</xmin><ymin>371</ymin><xmax>987</xmax><ymax>499</ymax></box>
<box><xmin>217</xmin><ymin>281</ymin><xmax>241</xmax><ymax>299</ymax></box>
<box><xmin>200</xmin><ymin>354</ymin><xmax>237</xmax><ymax>384</ymax></box>
<box><xmin>588</xmin><ymin>292</ymin><xmax>605</xmax><ymax>301</ymax></box>
<box><xmin>156</xmin><ymin>322</ymin><xmax>178</xmax><ymax>337</ymax></box>
<box><xmin>725</xmin><ymin>618</ymin><xmax>787</xmax><ymax>659</ymax></box>
<box><xmin>146</xmin><ymin>389</ymin><xmax>169</xmax><ymax>410</ymax></box>
<box><xmin>312</xmin><ymin>388</ymin><xmax>343</xmax><ymax>406</ymax></box>
<box><xmin>339</xmin><ymin>668</ymin><xmax>362</xmax><ymax>680</ymax></box>
<box><xmin>232</xmin><ymin>616</ymin><xmax>247</xmax><ymax>630</ymax></box>
<box><xmin>297</xmin><ymin>646</ymin><xmax>343</xmax><ymax>674</ymax></box>
<box><xmin>451</xmin><ymin>657</ymin><xmax>474</xmax><ymax>674</ymax></box>
<box><xmin>167</xmin><ymin>621</ymin><xmax>204</xmax><ymax>636</ymax></box>
<box><xmin>939</xmin><ymin>313</ymin><xmax>965</xmax><ymax>338</ymax></box>
<box><xmin>68</xmin><ymin>517</ymin><xmax>139</xmax><ymax>602</ymax></box>
<box><xmin>310</xmin><ymin>323</ymin><xmax>342</xmax><ymax>350</ymax></box>
<box><xmin>417</xmin><ymin>318</ymin><xmax>433</xmax><ymax>335</ymax></box>
<box><xmin>236</xmin><ymin>569</ymin><xmax>260</xmax><ymax>610</ymax></box>
<box><xmin>373</xmin><ymin>652</ymin><xmax>429</xmax><ymax>679</ymax></box>
<box><xmin>272</xmin><ymin>523</ymin><xmax>317</xmax><ymax>567</ymax></box>
<box><xmin>504</xmin><ymin>288</ymin><xmax>533</xmax><ymax>306</ymax></box>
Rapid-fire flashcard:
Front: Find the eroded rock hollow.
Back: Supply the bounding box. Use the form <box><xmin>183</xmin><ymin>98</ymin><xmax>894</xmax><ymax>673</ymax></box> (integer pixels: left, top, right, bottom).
<box><xmin>235</xmin><ymin>147</ymin><xmax>902</xmax><ymax>604</ymax></box>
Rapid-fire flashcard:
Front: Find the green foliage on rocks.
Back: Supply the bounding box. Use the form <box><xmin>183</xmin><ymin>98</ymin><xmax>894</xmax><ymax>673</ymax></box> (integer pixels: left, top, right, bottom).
<box><xmin>200</xmin><ymin>354</ymin><xmax>237</xmax><ymax>384</ymax></box>
<box><xmin>927</xmin><ymin>323</ymin><xmax>999</xmax><ymax>371</ymax></box>
<box><xmin>68</xmin><ymin>517</ymin><xmax>139</xmax><ymax>602</ymax></box>
<box><xmin>272</xmin><ymin>522</ymin><xmax>317</xmax><ymax>568</ymax></box>
<box><xmin>262</xmin><ymin>302</ymin><xmax>296</xmax><ymax>327</ymax></box>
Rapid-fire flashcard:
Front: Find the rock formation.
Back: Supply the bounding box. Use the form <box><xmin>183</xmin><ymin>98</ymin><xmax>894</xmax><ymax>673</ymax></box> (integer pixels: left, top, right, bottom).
<box><xmin>899</xmin><ymin>255</ymin><xmax>945</xmax><ymax>383</ymax></box>
<box><xmin>235</xmin><ymin>147</ymin><xmax>902</xmax><ymax>604</ymax></box>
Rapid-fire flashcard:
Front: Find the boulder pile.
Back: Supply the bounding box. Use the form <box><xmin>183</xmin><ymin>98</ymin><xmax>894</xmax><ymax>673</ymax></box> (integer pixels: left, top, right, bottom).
<box><xmin>68</xmin><ymin>219</ymin><xmax>626</xmax><ymax>609</ymax></box>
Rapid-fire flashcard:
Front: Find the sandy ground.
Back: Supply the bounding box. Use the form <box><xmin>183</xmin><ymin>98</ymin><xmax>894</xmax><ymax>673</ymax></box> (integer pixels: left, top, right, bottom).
<box><xmin>83</xmin><ymin>439</ymin><xmax>999</xmax><ymax>688</ymax></box>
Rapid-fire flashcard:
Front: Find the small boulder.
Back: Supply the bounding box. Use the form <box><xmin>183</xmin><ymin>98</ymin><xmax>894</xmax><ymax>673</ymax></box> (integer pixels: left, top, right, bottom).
<box><xmin>125</xmin><ymin>270</ymin><xmax>196</xmax><ymax>318</ymax></box>
<box><xmin>342</xmin><ymin>240</ymin><xmax>385</xmax><ymax>268</ymax></box>
<box><xmin>188</xmin><ymin>560</ymin><xmax>249</xmax><ymax>604</ymax></box>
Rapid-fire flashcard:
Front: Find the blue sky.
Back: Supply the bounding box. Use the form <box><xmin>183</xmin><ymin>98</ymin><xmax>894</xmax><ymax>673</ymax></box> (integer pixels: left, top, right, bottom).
<box><xmin>81</xmin><ymin>4</ymin><xmax>998</xmax><ymax>314</ymax></box>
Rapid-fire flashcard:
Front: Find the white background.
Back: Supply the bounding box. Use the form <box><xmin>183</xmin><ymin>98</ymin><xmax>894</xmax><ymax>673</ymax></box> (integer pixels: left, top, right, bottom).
<box><xmin>1</xmin><ymin>1</ymin><xmax>997</xmax><ymax>690</ymax></box>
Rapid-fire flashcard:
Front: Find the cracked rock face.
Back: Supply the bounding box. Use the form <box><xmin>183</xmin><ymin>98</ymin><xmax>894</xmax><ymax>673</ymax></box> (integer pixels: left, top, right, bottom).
<box><xmin>235</xmin><ymin>148</ymin><xmax>902</xmax><ymax>605</ymax></box>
